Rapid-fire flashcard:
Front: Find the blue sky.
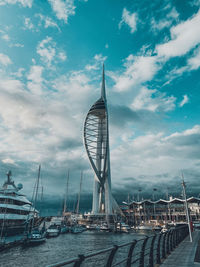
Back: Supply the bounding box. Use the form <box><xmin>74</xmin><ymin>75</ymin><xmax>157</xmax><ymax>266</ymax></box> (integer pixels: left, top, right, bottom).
<box><xmin>0</xmin><ymin>0</ymin><xmax>200</xmax><ymax>203</ymax></box>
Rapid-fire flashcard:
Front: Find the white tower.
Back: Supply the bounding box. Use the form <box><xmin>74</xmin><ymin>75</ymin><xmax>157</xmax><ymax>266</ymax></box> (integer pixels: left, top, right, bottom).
<box><xmin>84</xmin><ymin>65</ymin><xmax>113</xmax><ymax>215</ymax></box>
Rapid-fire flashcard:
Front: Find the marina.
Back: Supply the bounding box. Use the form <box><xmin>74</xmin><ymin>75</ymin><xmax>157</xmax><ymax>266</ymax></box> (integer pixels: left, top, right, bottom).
<box><xmin>0</xmin><ymin>66</ymin><xmax>199</xmax><ymax>266</ymax></box>
<box><xmin>0</xmin><ymin>1</ymin><xmax>200</xmax><ymax>266</ymax></box>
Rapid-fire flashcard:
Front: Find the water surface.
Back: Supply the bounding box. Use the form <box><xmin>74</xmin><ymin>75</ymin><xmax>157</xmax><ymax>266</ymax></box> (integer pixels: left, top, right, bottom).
<box><xmin>0</xmin><ymin>231</ymin><xmax>148</xmax><ymax>267</ymax></box>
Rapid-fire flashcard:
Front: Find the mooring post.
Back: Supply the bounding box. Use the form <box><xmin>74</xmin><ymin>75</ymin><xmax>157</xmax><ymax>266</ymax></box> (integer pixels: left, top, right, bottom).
<box><xmin>139</xmin><ymin>236</ymin><xmax>149</xmax><ymax>267</ymax></box>
<box><xmin>126</xmin><ymin>240</ymin><xmax>137</xmax><ymax>267</ymax></box>
<box><xmin>106</xmin><ymin>245</ymin><xmax>118</xmax><ymax>267</ymax></box>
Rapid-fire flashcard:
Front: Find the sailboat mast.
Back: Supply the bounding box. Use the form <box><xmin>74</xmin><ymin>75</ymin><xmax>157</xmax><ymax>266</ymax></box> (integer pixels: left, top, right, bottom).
<box><xmin>31</xmin><ymin>165</ymin><xmax>41</xmax><ymax>229</ymax></box>
<box><xmin>63</xmin><ymin>170</ymin><xmax>69</xmax><ymax>215</ymax></box>
<box><xmin>76</xmin><ymin>171</ymin><xmax>83</xmax><ymax>214</ymax></box>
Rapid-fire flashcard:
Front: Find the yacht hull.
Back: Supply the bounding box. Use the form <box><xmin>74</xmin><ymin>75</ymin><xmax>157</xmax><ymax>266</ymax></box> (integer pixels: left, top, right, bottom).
<box><xmin>0</xmin><ymin>224</ymin><xmax>26</xmax><ymax>236</ymax></box>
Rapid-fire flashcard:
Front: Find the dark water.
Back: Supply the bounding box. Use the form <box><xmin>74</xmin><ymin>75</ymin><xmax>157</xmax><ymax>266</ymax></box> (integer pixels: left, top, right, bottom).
<box><xmin>0</xmin><ymin>231</ymin><xmax>148</xmax><ymax>267</ymax></box>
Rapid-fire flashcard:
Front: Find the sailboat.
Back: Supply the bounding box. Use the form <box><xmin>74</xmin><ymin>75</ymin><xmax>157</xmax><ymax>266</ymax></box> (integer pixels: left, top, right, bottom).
<box><xmin>22</xmin><ymin>165</ymin><xmax>46</xmax><ymax>246</ymax></box>
<box><xmin>60</xmin><ymin>170</ymin><xmax>70</xmax><ymax>234</ymax></box>
<box><xmin>71</xmin><ymin>171</ymin><xmax>85</xmax><ymax>234</ymax></box>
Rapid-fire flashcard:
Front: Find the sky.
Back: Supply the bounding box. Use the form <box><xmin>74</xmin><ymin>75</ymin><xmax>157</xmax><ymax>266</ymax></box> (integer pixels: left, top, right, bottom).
<box><xmin>0</xmin><ymin>0</ymin><xmax>200</xmax><ymax>211</ymax></box>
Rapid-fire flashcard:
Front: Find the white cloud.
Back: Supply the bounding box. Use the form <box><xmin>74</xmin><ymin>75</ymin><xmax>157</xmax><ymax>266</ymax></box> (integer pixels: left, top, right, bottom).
<box><xmin>58</xmin><ymin>51</ymin><xmax>67</xmax><ymax>61</ymax></box>
<box><xmin>190</xmin><ymin>0</ymin><xmax>200</xmax><ymax>6</ymax></box>
<box><xmin>0</xmin><ymin>53</ymin><xmax>12</xmax><ymax>65</ymax></box>
<box><xmin>2</xmin><ymin>158</ymin><xmax>15</xmax><ymax>164</ymax></box>
<box><xmin>131</xmin><ymin>87</ymin><xmax>176</xmax><ymax>112</ymax></box>
<box><xmin>179</xmin><ymin>95</ymin><xmax>189</xmax><ymax>107</ymax></box>
<box><xmin>85</xmin><ymin>54</ymin><xmax>107</xmax><ymax>71</ymax></box>
<box><xmin>0</xmin><ymin>0</ymin><xmax>32</xmax><ymax>7</ymax></box>
<box><xmin>151</xmin><ymin>8</ymin><xmax>179</xmax><ymax>32</ymax></box>
<box><xmin>48</xmin><ymin>0</ymin><xmax>76</xmax><ymax>23</ymax></box>
<box><xmin>119</xmin><ymin>8</ymin><xmax>137</xmax><ymax>33</ymax></box>
<box><xmin>151</xmin><ymin>18</ymin><xmax>172</xmax><ymax>31</ymax></box>
<box><xmin>37</xmin><ymin>37</ymin><xmax>56</xmax><ymax>67</ymax></box>
<box><xmin>112</xmin><ymin>54</ymin><xmax>159</xmax><ymax>92</ymax></box>
<box><xmin>27</xmin><ymin>65</ymin><xmax>43</xmax><ymax>84</ymax></box>
<box><xmin>37</xmin><ymin>14</ymin><xmax>60</xmax><ymax>31</ymax></box>
<box><xmin>0</xmin><ymin>71</ymin><xmax>91</xmax><ymax>171</ymax></box>
<box><xmin>2</xmin><ymin>34</ymin><xmax>10</xmax><ymax>41</ymax></box>
<box><xmin>9</xmin><ymin>43</ymin><xmax>24</xmax><ymax>48</ymax></box>
<box><xmin>156</xmin><ymin>10</ymin><xmax>200</xmax><ymax>58</ymax></box>
<box><xmin>188</xmin><ymin>46</ymin><xmax>200</xmax><ymax>70</ymax></box>
<box><xmin>111</xmin><ymin>125</ymin><xmax>200</xmax><ymax>181</ymax></box>
<box><xmin>24</xmin><ymin>17</ymin><xmax>34</xmax><ymax>30</ymax></box>
<box><xmin>0</xmin><ymin>78</ymin><xmax>24</xmax><ymax>93</ymax></box>
<box><xmin>27</xmin><ymin>65</ymin><xmax>44</xmax><ymax>95</ymax></box>
<box><xmin>37</xmin><ymin>37</ymin><xmax>67</xmax><ymax>67</ymax></box>
<box><xmin>12</xmin><ymin>68</ymin><xmax>25</xmax><ymax>78</ymax></box>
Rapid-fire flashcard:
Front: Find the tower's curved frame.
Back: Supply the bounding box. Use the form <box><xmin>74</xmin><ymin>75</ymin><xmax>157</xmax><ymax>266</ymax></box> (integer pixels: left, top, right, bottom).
<box><xmin>83</xmin><ymin>66</ymin><xmax>113</xmax><ymax>215</ymax></box>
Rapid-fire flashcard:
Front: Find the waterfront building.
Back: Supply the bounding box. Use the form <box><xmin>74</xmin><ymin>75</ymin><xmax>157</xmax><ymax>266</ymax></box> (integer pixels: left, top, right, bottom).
<box><xmin>83</xmin><ymin>66</ymin><xmax>116</xmax><ymax>216</ymax></box>
<box><xmin>122</xmin><ymin>197</ymin><xmax>200</xmax><ymax>225</ymax></box>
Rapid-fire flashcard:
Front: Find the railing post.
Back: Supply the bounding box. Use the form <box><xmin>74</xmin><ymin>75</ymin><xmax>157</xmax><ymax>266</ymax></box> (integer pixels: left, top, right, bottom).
<box><xmin>126</xmin><ymin>240</ymin><xmax>137</xmax><ymax>267</ymax></box>
<box><xmin>106</xmin><ymin>245</ymin><xmax>118</xmax><ymax>267</ymax></box>
<box><xmin>148</xmin><ymin>235</ymin><xmax>156</xmax><ymax>267</ymax></box>
<box><xmin>73</xmin><ymin>254</ymin><xmax>85</xmax><ymax>267</ymax></box>
<box><xmin>156</xmin><ymin>234</ymin><xmax>162</xmax><ymax>264</ymax></box>
<box><xmin>176</xmin><ymin>228</ymin><xmax>179</xmax><ymax>244</ymax></box>
<box><xmin>169</xmin><ymin>230</ymin><xmax>173</xmax><ymax>252</ymax></box>
<box><xmin>180</xmin><ymin>227</ymin><xmax>183</xmax><ymax>242</ymax></box>
<box><xmin>139</xmin><ymin>236</ymin><xmax>149</xmax><ymax>267</ymax></box>
<box><xmin>177</xmin><ymin>227</ymin><xmax>180</xmax><ymax>244</ymax></box>
<box><xmin>166</xmin><ymin>230</ymin><xmax>170</xmax><ymax>255</ymax></box>
<box><xmin>172</xmin><ymin>229</ymin><xmax>176</xmax><ymax>249</ymax></box>
<box><xmin>162</xmin><ymin>232</ymin><xmax>167</xmax><ymax>259</ymax></box>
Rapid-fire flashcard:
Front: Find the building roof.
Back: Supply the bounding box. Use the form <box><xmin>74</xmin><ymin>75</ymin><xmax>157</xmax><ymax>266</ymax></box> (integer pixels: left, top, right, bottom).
<box><xmin>124</xmin><ymin>196</ymin><xmax>200</xmax><ymax>206</ymax></box>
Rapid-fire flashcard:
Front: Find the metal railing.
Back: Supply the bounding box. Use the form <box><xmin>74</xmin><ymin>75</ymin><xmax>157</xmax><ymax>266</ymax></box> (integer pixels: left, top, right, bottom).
<box><xmin>47</xmin><ymin>225</ymin><xmax>189</xmax><ymax>267</ymax></box>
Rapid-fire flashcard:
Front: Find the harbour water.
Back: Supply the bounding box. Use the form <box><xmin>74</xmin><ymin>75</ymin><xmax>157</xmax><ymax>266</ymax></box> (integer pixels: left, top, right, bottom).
<box><xmin>0</xmin><ymin>231</ymin><xmax>147</xmax><ymax>267</ymax></box>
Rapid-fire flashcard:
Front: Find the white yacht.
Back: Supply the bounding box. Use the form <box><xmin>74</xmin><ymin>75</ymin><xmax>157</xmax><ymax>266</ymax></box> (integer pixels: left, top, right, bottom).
<box><xmin>0</xmin><ymin>171</ymin><xmax>36</xmax><ymax>236</ymax></box>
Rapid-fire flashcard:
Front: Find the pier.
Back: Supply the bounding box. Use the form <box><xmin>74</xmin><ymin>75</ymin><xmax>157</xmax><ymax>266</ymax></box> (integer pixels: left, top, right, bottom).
<box><xmin>47</xmin><ymin>225</ymin><xmax>193</xmax><ymax>267</ymax></box>
<box><xmin>160</xmin><ymin>230</ymin><xmax>200</xmax><ymax>267</ymax></box>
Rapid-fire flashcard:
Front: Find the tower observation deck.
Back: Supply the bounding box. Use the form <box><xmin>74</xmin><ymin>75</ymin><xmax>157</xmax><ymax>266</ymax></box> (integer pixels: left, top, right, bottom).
<box><xmin>83</xmin><ymin>65</ymin><xmax>117</xmax><ymax>215</ymax></box>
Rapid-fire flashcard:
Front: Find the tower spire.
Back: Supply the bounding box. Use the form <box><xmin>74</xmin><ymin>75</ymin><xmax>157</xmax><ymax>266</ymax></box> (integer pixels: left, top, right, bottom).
<box><xmin>101</xmin><ymin>64</ymin><xmax>106</xmax><ymax>100</ymax></box>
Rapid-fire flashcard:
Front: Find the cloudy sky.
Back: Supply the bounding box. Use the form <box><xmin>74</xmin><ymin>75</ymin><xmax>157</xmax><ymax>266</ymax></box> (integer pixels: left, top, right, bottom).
<box><xmin>0</xmin><ymin>0</ymin><xmax>200</xmax><ymax>208</ymax></box>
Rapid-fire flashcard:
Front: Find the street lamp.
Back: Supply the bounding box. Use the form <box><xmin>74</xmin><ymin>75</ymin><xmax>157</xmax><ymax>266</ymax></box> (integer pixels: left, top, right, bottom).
<box><xmin>153</xmin><ymin>188</ymin><xmax>157</xmax><ymax>219</ymax></box>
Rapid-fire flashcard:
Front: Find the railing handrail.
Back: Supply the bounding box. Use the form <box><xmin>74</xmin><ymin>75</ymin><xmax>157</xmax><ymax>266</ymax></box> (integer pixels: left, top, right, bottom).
<box><xmin>47</xmin><ymin>224</ymin><xmax>189</xmax><ymax>267</ymax></box>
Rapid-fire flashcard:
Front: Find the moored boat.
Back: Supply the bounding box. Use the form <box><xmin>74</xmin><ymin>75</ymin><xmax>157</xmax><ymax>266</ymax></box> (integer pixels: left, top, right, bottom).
<box><xmin>46</xmin><ymin>224</ymin><xmax>60</xmax><ymax>237</ymax></box>
<box><xmin>22</xmin><ymin>228</ymin><xmax>46</xmax><ymax>246</ymax></box>
<box><xmin>116</xmin><ymin>222</ymin><xmax>130</xmax><ymax>233</ymax></box>
<box><xmin>22</xmin><ymin>166</ymin><xmax>46</xmax><ymax>246</ymax></box>
<box><xmin>0</xmin><ymin>171</ymin><xmax>37</xmax><ymax>237</ymax></box>
<box><xmin>71</xmin><ymin>224</ymin><xmax>85</xmax><ymax>234</ymax></box>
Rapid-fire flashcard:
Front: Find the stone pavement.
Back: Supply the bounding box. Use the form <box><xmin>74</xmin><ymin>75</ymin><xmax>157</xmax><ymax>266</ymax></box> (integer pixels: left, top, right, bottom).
<box><xmin>161</xmin><ymin>230</ymin><xmax>200</xmax><ymax>267</ymax></box>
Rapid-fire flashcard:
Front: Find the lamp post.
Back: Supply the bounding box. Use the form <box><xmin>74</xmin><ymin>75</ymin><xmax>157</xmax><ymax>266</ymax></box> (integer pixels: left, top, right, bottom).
<box><xmin>181</xmin><ymin>173</ymin><xmax>192</xmax><ymax>242</ymax></box>
<box><xmin>138</xmin><ymin>188</ymin><xmax>142</xmax><ymax>202</ymax></box>
<box><xmin>153</xmin><ymin>188</ymin><xmax>157</xmax><ymax>219</ymax></box>
<box><xmin>137</xmin><ymin>189</ymin><xmax>142</xmax><ymax>223</ymax></box>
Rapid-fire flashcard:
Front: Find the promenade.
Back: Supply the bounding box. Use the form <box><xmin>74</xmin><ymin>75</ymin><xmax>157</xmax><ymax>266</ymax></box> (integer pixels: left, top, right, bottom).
<box><xmin>161</xmin><ymin>230</ymin><xmax>200</xmax><ymax>267</ymax></box>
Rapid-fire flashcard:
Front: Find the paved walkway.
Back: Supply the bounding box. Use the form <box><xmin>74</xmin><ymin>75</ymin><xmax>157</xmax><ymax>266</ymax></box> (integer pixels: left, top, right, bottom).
<box><xmin>161</xmin><ymin>230</ymin><xmax>200</xmax><ymax>267</ymax></box>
